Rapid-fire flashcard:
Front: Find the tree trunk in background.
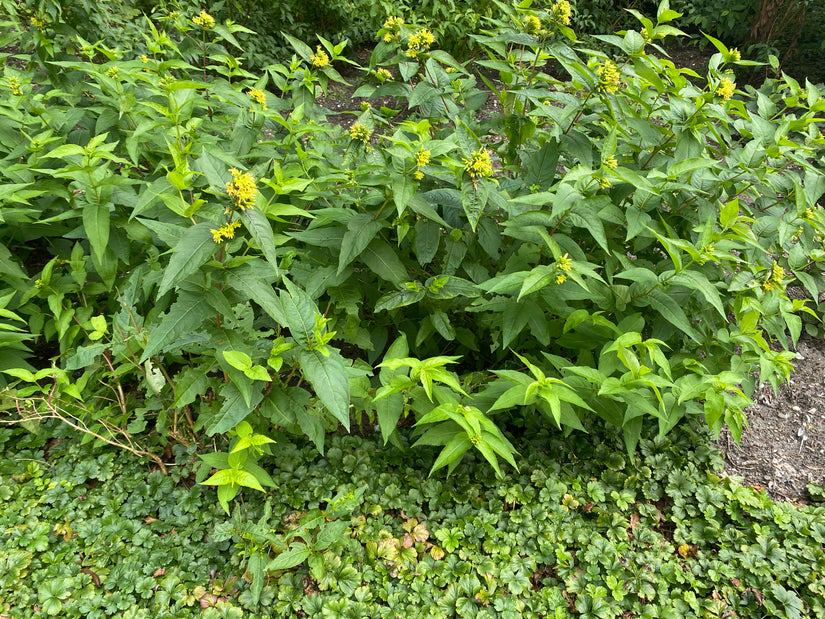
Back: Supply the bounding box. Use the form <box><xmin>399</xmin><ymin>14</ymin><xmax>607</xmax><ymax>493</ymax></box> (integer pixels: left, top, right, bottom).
<box><xmin>749</xmin><ymin>0</ymin><xmax>806</xmax><ymax>64</ymax></box>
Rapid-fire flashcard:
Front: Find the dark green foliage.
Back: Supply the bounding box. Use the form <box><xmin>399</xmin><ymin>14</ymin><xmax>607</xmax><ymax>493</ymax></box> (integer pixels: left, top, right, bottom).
<box><xmin>2</xmin><ymin>422</ymin><xmax>824</xmax><ymax>617</ymax></box>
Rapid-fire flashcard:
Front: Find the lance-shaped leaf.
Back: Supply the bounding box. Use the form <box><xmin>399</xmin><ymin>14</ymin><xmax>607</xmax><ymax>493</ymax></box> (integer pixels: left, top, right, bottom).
<box><xmin>299</xmin><ymin>348</ymin><xmax>350</xmax><ymax>430</ymax></box>
<box><xmin>140</xmin><ymin>291</ymin><xmax>213</xmax><ymax>362</ymax></box>
<box><xmin>339</xmin><ymin>213</ymin><xmax>383</xmax><ymax>274</ymax></box>
<box><xmin>241</xmin><ymin>206</ymin><xmax>280</xmax><ymax>276</ymax></box>
<box><xmin>157</xmin><ymin>222</ymin><xmax>217</xmax><ymax>297</ymax></box>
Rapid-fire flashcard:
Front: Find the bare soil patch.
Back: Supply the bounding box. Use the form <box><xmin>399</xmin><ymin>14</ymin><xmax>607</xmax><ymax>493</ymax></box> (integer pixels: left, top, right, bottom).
<box><xmin>719</xmin><ymin>335</ymin><xmax>825</xmax><ymax>502</ymax></box>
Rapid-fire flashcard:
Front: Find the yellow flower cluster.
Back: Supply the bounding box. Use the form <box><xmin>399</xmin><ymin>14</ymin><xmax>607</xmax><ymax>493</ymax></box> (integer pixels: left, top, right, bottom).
<box><xmin>310</xmin><ymin>46</ymin><xmax>329</xmax><ymax>68</ymax></box>
<box><xmin>716</xmin><ymin>77</ymin><xmax>736</xmax><ymax>101</ymax></box>
<box><xmin>551</xmin><ymin>0</ymin><xmax>572</xmax><ymax>26</ymax></box>
<box><xmin>602</xmin><ymin>155</ymin><xmax>618</xmax><ymax>169</ymax></box>
<box><xmin>382</xmin><ymin>16</ymin><xmax>404</xmax><ymax>42</ymax></box>
<box><xmin>599</xmin><ymin>177</ymin><xmax>611</xmax><ymax>189</ymax></box>
<box><xmin>763</xmin><ymin>261</ymin><xmax>785</xmax><ymax>292</ymax></box>
<box><xmin>555</xmin><ymin>274</ymin><xmax>566</xmax><ymax>284</ymax></box>
<box><xmin>226</xmin><ymin>168</ymin><xmax>258</xmax><ymax>210</ymax></box>
<box><xmin>463</xmin><ymin>148</ymin><xmax>494</xmax><ymax>180</ymax></box>
<box><xmin>31</xmin><ymin>16</ymin><xmax>46</xmax><ymax>30</ymax></box>
<box><xmin>413</xmin><ymin>147</ymin><xmax>430</xmax><ymax>180</ymax></box>
<box><xmin>524</xmin><ymin>15</ymin><xmax>543</xmax><ymax>35</ymax></box>
<box><xmin>349</xmin><ymin>122</ymin><xmax>372</xmax><ymax>144</ymax></box>
<box><xmin>557</xmin><ymin>253</ymin><xmax>572</xmax><ymax>272</ymax></box>
<box><xmin>192</xmin><ymin>10</ymin><xmax>215</xmax><ymax>29</ymax></box>
<box><xmin>247</xmin><ymin>88</ymin><xmax>267</xmax><ymax>110</ymax></box>
<box><xmin>7</xmin><ymin>76</ymin><xmax>22</xmax><ymax>95</ymax></box>
<box><xmin>106</xmin><ymin>66</ymin><xmax>119</xmax><ymax>79</ymax></box>
<box><xmin>140</xmin><ymin>54</ymin><xmax>149</xmax><ymax>63</ymax></box>
<box><xmin>728</xmin><ymin>48</ymin><xmax>741</xmax><ymax>62</ymax></box>
<box><xmin>597</xmin><ymin>60</ymin><xmax>621</xmax><ymax>94</ymax></box>
<box><xmin>210</xmin><ymin>220</ymin><xmax>242</xmax><ymax>244</ymax></box>
<box><xmin>375</xmin><ymin>68</ymin><xmax>392</xmax><ymax>82</ymax></box>
<box><xmin>406</xmin><ymin>29</ymin><xmax>435</xmax><ymax>58</ymax></box>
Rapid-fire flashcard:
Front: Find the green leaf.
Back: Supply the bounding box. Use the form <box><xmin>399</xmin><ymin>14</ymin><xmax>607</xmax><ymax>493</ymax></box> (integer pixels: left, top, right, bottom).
<box><xmin>222</xmin><ymin>261</ymin><xmax>286</xmax><ymax>325</ymax></box>
<box><xmin>361</xmin><ymin>240</ymin><xmax>409</xmax><ymax>284</ymax></box>
<box><xmin>647</xmin><ymin>289</ymin><xmax>701</xmax><ymax>342</ymax></box>
<box><xmin>280</xmin><ymin>279</ymin><xmax>318</xmax><ymax>345</ymax></box>
<box><xmin>339</xmin><ymin>213</ymin><xmax>383</xmax><ymax>274</ymax></box>
<box><xmin>299</xmin><ymin>348</ymin><xmax>351</xmax><ymax>430</ymax></box>
<box><xmin>206</xmin><ymin>382</ymin><xmax>264</xmax><ymax>435</ymax></box>
<box><xmin>461</xmin><ymin>178</ymin><xmax>489</xmax><ymax>232</ymax></box>
<box><xmin>266</xmin><ymin>543</ymin><xmax>311</xmax><ymax>572</ymax></box>
<box><xmin>375</xmin><ymin>287</ymin><xmax>426</xmax><ymax>313</ymax></box>
<box><xmin>241</xmin><ymin>206</ymin><xmax>280</xmax><ymax>276</ymax></box>
<box><xmin>314</xmin><ymin>520</ymin><xmax>349</xmax><ymax>551</ymax></box>
<box><xmin>430</xmin><ymin>433</ymin><xmax>473</xmax><ymax>476</ymax></box>
<box><xmin>414</xmin><ymin>219</ymin><xmax>440</xmax><ymax>265</ymax></box>
<box><xmin>83</xmin><ymin>201</ymin><xmax>110</xmax><ymax>264</ymax></box>
<box><xmin>157</xmin><ymin>223</ymin><xmax>218</xmax><ymax>297</ymax></box>
<box><xmin>376</xmin><ymin>393</ymin><xmax>404</xmax><ymax>444</ymax></box>
<box><xmin>174</xmin><ymin>363</ymin><xmax>215</xmax><ymax>408</ymax></box>
<box><xmin>223</xmin><ymin>350</ymin><xmax>253</xmax><ymax>372</ymax></box>
<box><xmin>669</xmin><ymin>270</ymin><xmax>726</xmax><ymax>318</ymax></box>
<box><xmin>141</xmin><ymin>291</ymin><xmax>213</xmax><ymax>362</ymax></box>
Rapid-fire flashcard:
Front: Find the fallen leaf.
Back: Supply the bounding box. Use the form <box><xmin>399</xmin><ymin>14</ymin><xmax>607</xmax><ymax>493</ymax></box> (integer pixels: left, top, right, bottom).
<box><xmin>81</xmin><ymin>567</ymin><xmax>102</xmax><ymax>587</ymax></box>
<box><xmin>153</xmin><ymin>568</ymin><xmax>166</xmax><ymax>577</ymax></box>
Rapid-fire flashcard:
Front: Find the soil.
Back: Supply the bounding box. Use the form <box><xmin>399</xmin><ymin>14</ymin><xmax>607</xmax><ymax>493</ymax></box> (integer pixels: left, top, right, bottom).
<box><xmin>718</xmin><ymin>336</ymin><xmax>825</xmax><ymax>503</ymax></box>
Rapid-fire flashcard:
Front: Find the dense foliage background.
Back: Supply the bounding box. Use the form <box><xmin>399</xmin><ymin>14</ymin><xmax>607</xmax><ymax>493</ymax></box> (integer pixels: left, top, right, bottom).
<box><xmin>1</xmin><ymin>0</ymin><xmax>825</xmax><ymax>615</ymax></box>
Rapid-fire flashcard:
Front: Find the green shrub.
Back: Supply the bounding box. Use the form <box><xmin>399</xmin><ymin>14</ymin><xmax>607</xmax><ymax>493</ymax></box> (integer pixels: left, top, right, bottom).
<box><xmin>1</xmin><ymin>0</ymin><xmax>824</xmax><ymax>498</ymax></box>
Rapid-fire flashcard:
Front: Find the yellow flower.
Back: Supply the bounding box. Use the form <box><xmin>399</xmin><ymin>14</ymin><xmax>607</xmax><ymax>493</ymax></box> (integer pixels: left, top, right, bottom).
<box><xmin>375</xmin><ymin>68</ymin><xmax>392</xmax><ymax>82</ymax></box>
<box><xmin>557</xmin><ymin>253</ymin><xmax>572</xmax><ymax>272</ymax></box>
<box><xmin>349</xmin><ymin>122</ymin><xmax>372</xmax><ymax>144</ymax></box>
<box><xmin>210</xmin><ymin>228</ymin><xmax>223</xmax><ymax>243</ymax></box>
<box><xmin>555</xmin><ymin>274</ymin><xmax>566</xmax><ymax>285</ymax></box>
<box><xmin>413</xmin><ymin>170</ymin><xmax>424</xmax><ymax>180</ymax></box>
<box><xmin>7</xmin><ymin>76</ymin><xmax>22</xmax><ymax>96</ymax></box>
<box><xmin>415</xmin><ymin>148</ymin><xmax>431</xmax><ymax>167</ymax></box>
<box><xmin>31</xmin><ymin>15</ymin><xmax>47</xmax><ymax>30</ymax></box>
<box><xmin>597</xmin><ymin>60</ymin><xmax>621</xmax><ymax>94</ymax></box>
<box><xmin>463</xmin><ymin>149</ymin><xmax>494</xmax><ymax>179</ymax></box>
<box><xmin>383</xmin><ymin>33</ymin><xmax>395</xmax><ymax>43</ymax></box>
<box><xmin>716</xmin><ymin>77</ymin><xmax>735</xmax><ymax>101</ymax></box>
<box><xmin>602</xmin><ymin>155</ymin><xmax>618</xmax><ymax>169</ymax></box>
<box><xmin>383</xmin><ymin>16</ymin><xmax>404</xmax><ymax>31</ymax></box>
<box><xmin>310</xmin><ymin>46</ymin><xmax>329</xmax><ymax>68</ymax></box>
<box><xmin>225</xmin><ymin>168</ymin><xmax>258</xmax><ymax>210</ymax></box>
<box><xmin>192</xmin><ymin>10</ymin><xmax>215</xmax><ymax>29</ymax></box>
<box><xmin>551</xmin><ymin>0</ymin><xmax>572</xmax><ymax>26</ymax></box>
<box><xmin>140</xmin><ymin>54</ymin><xmax>149</xmax><ymax>63</ymax></box>
<box><xmin>524</xmin><ymin>15</ymin><xmax>542</xmax><ymax>35</ymax></box>
<box><xmin>406</xmin><ymin>29</ymin><xmax>435</xmax><ymax>58</ymax></box>
<box><xmin>599</xmin><ymin>177</ymin><xmax>611</xmax><ymax>189</ymax></box>
<box><xmin>729</xmin><ymin>48</ymin><xmax>741</xmax><ymax>62</ymax></box>
<box><xmin>247</xmin><ymin>88</ymin><xmax>267</xmax><ymax>110</ymax></box>
<box><xmin>106</xmin><ymin>66</ymin><xmax>119</xmax><ymax>79</ymax></box>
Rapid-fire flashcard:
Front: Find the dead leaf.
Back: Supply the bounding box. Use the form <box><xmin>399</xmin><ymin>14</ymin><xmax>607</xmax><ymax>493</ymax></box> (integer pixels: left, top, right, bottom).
<box><xmin>629</xmin><ymin>513</ymin><xmax>640</xmax><ymax>530</ymax></box>
<box><xmin>144</xmin><ymin>516</ymin><xmax>158</xmax><ymax>524</ymax></box>
<box><xmin>81</xmin><ymin>567</ymin><xmax>101</xmax><ymax>587</ymax></box>
<box><xmin>153</xmin><ymin>568</ymin><xmax>166</xmax><ymax>577</ymax></box>
<box><xmin>402</xmin><ymin>533</ymin><xmax>414</xmax><ymax>548</ymax></box>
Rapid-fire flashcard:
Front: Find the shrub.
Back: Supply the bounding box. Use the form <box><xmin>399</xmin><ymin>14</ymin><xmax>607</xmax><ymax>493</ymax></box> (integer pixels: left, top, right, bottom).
<box><xmin>1</xmin><ymin>0</ymin><xmax>824</xmax><ymax>498</ymax></box>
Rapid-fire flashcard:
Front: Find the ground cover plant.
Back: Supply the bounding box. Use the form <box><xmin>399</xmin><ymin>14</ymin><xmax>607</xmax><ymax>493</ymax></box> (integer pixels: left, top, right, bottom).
<box><xmin>1</xmin><ymin>0</ymin><xmax>825</xmax><ymax>614</ymax></box>
<box><xmin>1</xmin><ymin>420</ymin><xmax>824</xmax><ymax>618</ymax></box>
